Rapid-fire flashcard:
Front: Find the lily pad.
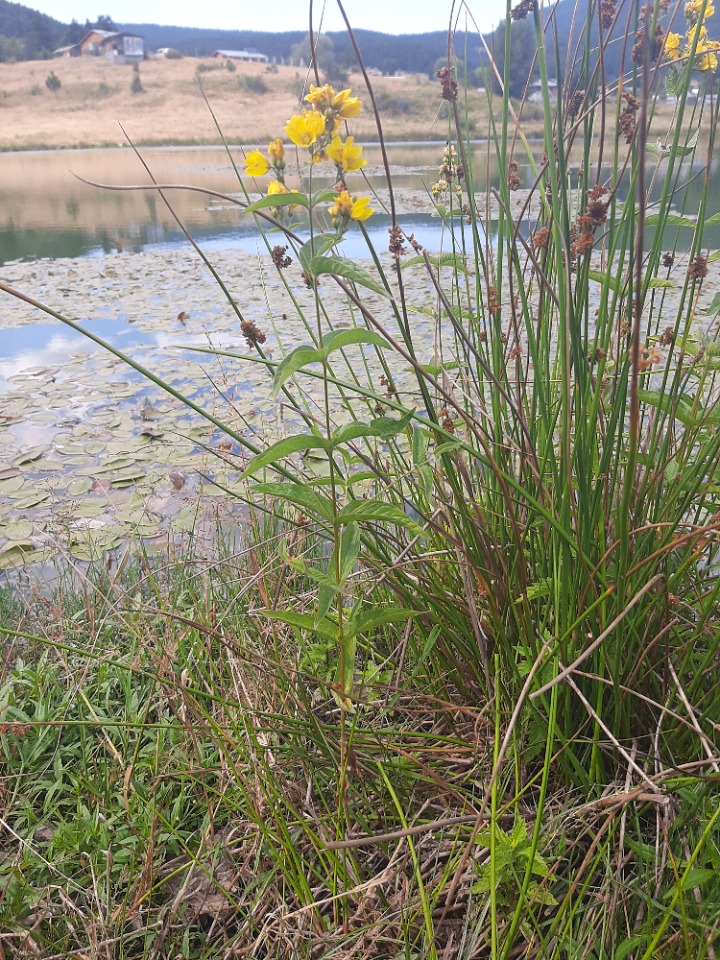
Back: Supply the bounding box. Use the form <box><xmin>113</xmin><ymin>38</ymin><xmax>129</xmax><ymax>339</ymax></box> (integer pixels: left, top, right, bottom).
<box><xmin>66</xmin><ymin>477</ymin><xmax>94</xmax><ymax>496</ymax></box>
<box><xmin>2</xmin><ymin>519</ymin><xmax>34</xmax><ymax>541</ymax></box>
<box><xmin>0</xmin><ymin>476</ymin><xmax>26</xmax><ymax>496</ymax></box>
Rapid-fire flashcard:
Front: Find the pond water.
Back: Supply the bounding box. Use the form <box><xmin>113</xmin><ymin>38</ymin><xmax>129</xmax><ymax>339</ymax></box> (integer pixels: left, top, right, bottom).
<box><xmin>0</xmin><ymin>143</ymin><xmax>488</xmax><ymax>264</ymax></box>
<box><xmin>0</xmin><ymin>142</ymin><xmax>719</xmax><ymax>572</ymax></box>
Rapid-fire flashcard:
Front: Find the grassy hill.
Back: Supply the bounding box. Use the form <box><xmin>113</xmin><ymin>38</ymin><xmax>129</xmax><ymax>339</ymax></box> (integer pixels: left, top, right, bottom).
<box><xmin>0</xmin><ymin>56</ymin><xmax>462</xmax><ymax>151</ymax></box>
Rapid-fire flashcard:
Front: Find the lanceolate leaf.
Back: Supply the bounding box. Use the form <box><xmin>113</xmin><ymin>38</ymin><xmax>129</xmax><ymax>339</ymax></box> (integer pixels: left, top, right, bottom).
<box><xmin>705</xmin><ymin>291</ymin><xmax>720</xmax><ymax>315</ymax></box>
<box><xmin>315</xmin><ymin>581</ymin><xmax>336</xmax><ymax>627</ymax></box>
<box><xmin>298</xmin><ymin>234</ymin><xmax>339</xmax><ymax>272</ymax></box>
<box><xmin>321</xmin><ymin>329</ymin><xmax>391</xmax><ymax>357</ymax></box>
<box><xmin>587</xmin><ymin>270</ymin><xmax>620</xmax><ymax>293</ymax></box>
<box><xmin>638</xmin><ymin>390</ymin><xmax>699</xmax><ymax>427</ymax></box>
<box><xmin>241</xmin><ymin>433</ymin><xmax>329</xmax><ymax>478</ymax></box>
<box><xmin>402</xmin><ymin>252</ymin><xmax>468</xmax><ymax>272</ymax></box>
<box><xmin>273</xmin><ymin>344</ymin><xmax>323</xmax><ymax>396</ymax></box>
<box><xmin>645</xmin><ymin>213</ymin><xmax>696</xmax><ymax>227</ymax></box>
<box><xmin>349</xmin><ymin>608</ymin><xmax>423</xmax><ymax>637</ymax></box>
<box><xmin>307</xmin><ymin>255</ymin><xmax>392</xmax><ymax>298</ymax></box>
<box><xmin>252</xmin><ymin>481</ymin><xmax>333</xmax><ymax>521</ymax></box>
<box><xmin>242</xmin><ymin>192</ymin><xmax>309</xmax><ymax>214</ymax></box>
<box><xmin>336</xmin><ymin>499</ymin><xmax>425</xmax><ymax>536</ymax></box>
<box><xmin>262</xmin><ymin>610</ymin><xmax>336</xmax><ymax>641</ymax></box>
<box><xmin>332</xmin><ymin>409</ymin><xmax>415</xmax><ymax>445</ymax></box>
<box><xmin>338</xmin><ymin>521</ymin><xmax>361</xmax><ymax>584</ymax></box>
<box><xmin>312</xmin><ymin>187</ymin><xmax>339</xmax><ymax>205</ymax></box>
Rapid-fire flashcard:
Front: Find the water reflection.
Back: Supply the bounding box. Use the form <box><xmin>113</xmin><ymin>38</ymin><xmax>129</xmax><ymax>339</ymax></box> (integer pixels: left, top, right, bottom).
<box><xmin>0</xmin><ymin>144</ymin><xmax>718</xmax><ymax>265</ymax></box>
<box><xmin>0</xmin><ymin>144</ymin><xmax>497</xmax><ymax>264</ymax></box>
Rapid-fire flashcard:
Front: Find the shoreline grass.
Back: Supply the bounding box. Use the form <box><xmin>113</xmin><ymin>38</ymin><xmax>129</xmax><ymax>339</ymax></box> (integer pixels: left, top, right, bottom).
<box><xmin>3</xmin><ymin>0</ymin><xmax>720</xmax><ymax>957</ymax></box>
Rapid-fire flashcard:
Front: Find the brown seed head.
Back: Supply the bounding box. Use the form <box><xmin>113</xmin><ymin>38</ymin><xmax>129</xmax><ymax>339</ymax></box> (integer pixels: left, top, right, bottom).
<box><xmin>688</xmin><ymin>255</ymin><xmax>708</xmax><ymax>280</ymax></box>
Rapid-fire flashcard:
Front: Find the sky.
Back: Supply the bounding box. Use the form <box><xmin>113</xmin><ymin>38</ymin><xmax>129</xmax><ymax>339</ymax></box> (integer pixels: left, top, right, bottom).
<box><xmin>28</xmin><ymin>0</ymin><xmax>509</xmax><ymax>36</ymax></box>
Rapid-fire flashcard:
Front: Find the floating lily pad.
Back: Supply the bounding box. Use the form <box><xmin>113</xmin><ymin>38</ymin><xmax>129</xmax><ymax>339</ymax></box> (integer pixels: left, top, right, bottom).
<box><xmin>13</xmin><ymin>492</ymin><xmax>50</xmax><ymax>509</ymax></box>
<box><xmin>0</xmin><ymin>542</ymin><xmax>41</xmax><ymax>570</ymax></box>
<box><xmin>66</xmin><ymin>477</ymin><xmax>93</xmax><ymax>496</ymax></box>
<box><xmin>83</xmin><ymin>442</ymin><xmax>106</xmax><ymax>455</ymax></box>
<box><xmin>13</xmin><ymin>445</ymin><xmax>50</xmax><ymax>467</ymax></box>
<box><xmin>2</xmin><ymin>519</ymin><xmax>34</xmax><ymax>541</ymax></box>
<box><xmin>0</xmin><ymin>476</ymin><xmax>26</xmax><ymax>496</ymax></box>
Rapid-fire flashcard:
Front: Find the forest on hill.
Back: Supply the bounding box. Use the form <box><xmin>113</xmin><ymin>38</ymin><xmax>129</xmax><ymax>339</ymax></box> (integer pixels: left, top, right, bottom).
<box><xmin>0</xmin><ymin>0</ymin><xmax>687</xmax><ymax>94</ymax></box>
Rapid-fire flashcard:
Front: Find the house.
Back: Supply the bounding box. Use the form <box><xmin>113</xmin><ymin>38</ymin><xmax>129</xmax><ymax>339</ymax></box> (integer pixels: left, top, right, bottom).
<box><xmin>53</xmin><ymin>43</ymin><xmax>81</xmax><ymax>58</ymax></box>
<box><xmin>100</xmin><ymin>33</ymin><xmax>144</xmax><ymax>63</ymax></box>
<box><xmin>527</xmin><ymin>78</ymin><xmax>559</xmax><ymax>103</ymax></box>
<box><xmin>212</xmin><ymin>49</ymin><xmax>268</xmax><ymax>63</ymax></box>
<box><xmin>54</xmin><ymin>30</ymin><xmax>144</xmax><ymax>63</ymax></box>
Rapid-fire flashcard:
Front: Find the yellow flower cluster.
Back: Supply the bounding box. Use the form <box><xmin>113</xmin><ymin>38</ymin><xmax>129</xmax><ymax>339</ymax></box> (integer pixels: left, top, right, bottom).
<box><xmin>244</xmin><ymin>138</ymin><xmax>286</xmax><ymax>180</ymax></box>
<box><xmin>328</xmin><ymin>190</ymin><xmax>373</xmax><ymax>225</ymax></box>
<box><xmin>244</xmin><ymin>82</ymin><xmax>372</xmax><ymax>229</ymax></box>
<box><xmin>666</xmin><ymin>0</ymin><xmax>720</xmax><ymax>71</ymax></box>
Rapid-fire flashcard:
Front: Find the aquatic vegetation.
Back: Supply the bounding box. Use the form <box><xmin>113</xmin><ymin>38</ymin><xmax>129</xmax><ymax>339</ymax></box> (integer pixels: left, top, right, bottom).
<box><xmin>2</xmin><ymin>0</ymin><xmax>720</xmax><ymax>956</ymax></box>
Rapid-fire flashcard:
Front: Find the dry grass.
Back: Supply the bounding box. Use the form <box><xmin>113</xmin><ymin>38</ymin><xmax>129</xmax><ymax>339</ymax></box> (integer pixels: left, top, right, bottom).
<box><xmin>0</xmin><ymin>56</ymin><xmax>453</xmax><ymax>151</ymax></box>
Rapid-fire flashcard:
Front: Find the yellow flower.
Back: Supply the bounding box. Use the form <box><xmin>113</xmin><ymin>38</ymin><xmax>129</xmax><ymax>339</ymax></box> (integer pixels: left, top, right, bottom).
<box><xmin>685</xmin><ymin>0</ymin><xmax>714</xmax><ymax>18</ymax></box>
<box><xmin>267</xmin><ymin>179</ymin><xmax>287</xmax><ymax>195</ymax></box>
<box><xmin>268</xmin><ymin>138</ymin><xmax>285</xmax><ymax>161</ymax></box>
<box><xmin>664</xmin><ymin>31</ymin><xmax>682</xmax><ymax>60</ymax></box>
<box><xmin>327</xmin><ymin>135</ymin><xmax>366</xmax><ymax>172</ymax></box>
<box><xmin>328</xmin><ymin>190</ymin><xmax>354</xmax><ymax>219</ymax></box>
<box><xmin>686</xmin><ymin>22</ymin><xmax>709</xmax><ymax>47</ymax></box>
<box><xmin>349</xmin><ymin>195</ymin><xmax>373</xmax><ymax>220</ymax></box>
<box><xmin>305</xmin><ymin>83</ymin><xmax>336</xmax><ymax>109</ymax></box>
<box><xmin>245</xmin><ymin>150</ymin><xmax>270</xmax><ymax>177</ymax></box>
<box><xmin>699</xmin><ymin>48</ymin><xmax>719</xmax><ymax>69</ymax></box>
<box><xmin>332</xmin><ymin>88</ymin><xmax>362</xmax><ymax>118</ymax></box>
<box><xmin>329</xmin><ymin>189</ymin><xmax>373</xmax><ymax>222</ymax></box>
<box><xmin>285</xmin><ymin>110</ymin><xmax>326</xmax><ymax>147</ymax></box>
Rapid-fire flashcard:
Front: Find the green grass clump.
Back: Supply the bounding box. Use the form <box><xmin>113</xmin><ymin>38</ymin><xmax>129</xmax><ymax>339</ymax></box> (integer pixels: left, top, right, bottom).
<box><xmin>2</xmin><ymin>0</ymin><xmax>720</xmax><ymax>956</ymax></box>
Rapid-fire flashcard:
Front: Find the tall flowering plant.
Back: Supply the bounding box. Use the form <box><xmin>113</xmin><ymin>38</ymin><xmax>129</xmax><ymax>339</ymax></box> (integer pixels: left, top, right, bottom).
<box><xmin>238</xmin><ymin>83</ymin><xmax>419</xmax><ymax>713</ymax></box>
<box><xmin>243</xmin><ymin>82</ymin><xmax>373</xmax><ymax>230</ymax></box>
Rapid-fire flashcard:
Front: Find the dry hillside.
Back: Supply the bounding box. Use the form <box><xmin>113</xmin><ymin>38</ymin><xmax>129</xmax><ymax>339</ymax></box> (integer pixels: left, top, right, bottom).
<box><xmin>0</xmin><ymin>56</ymin><xmax>464</xmax><ymax>150</ymax></box>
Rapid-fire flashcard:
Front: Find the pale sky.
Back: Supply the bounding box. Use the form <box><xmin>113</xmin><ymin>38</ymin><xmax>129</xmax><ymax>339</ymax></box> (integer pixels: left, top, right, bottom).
<box><xmin>28</xmin><ymin>0</ymin><xmax>509</xmax><ymax>36</ymax></box>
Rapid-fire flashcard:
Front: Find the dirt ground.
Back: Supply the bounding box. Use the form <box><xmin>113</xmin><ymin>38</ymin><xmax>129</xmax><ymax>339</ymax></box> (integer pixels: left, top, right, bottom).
<box><xmin>0</xmin><ymin>56</ymin><xmax>460</xmax><ymax>151</ymax></box>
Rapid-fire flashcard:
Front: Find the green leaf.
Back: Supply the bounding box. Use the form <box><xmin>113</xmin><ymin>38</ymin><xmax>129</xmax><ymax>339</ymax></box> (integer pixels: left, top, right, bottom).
<box><xmin>402</xmin><ymin>252</ymin><xmax>468</xmax><ymax>272</ymax></box>
<box><xmin>412</xmin><ymin>424</ymin><xmax>427</xmax><ymax>467</ymax></box>
<box><xmin>241</xmin><ymin>433</ymin><xmax>329</xmax><ymax>478</ymax></box>
<box><xmin>298</xmin><ymin>233</ymin><xmax>339</xmax><ymax>272</ymax></box>
<box><xmin>253</xmin><ymin>481</ymin><xmax>333</xmax><ymax>521</ymax></box>
<box><xmin>332</xmin><ymin>409</ymin><xmax>414</xmax><ymax>446</ymax></box>
<box><xmin>286</xmin><ymin>554</ymin><xmax>341</xmax><ymax>591</ymax></box>
<box><xmin>665</xmin><ymin>65</ymin><xmax>683</xmax><ymax>97</ymax></box>
<box><xmin>338</xmin><ymin>521</ymin><xmax>360</xmax><ymax>584</ymax></box>
<box><xmin>677</xmin><ymin>868</ymin><xmax>715</xmax><ymax>892</ymax></box>
<box><xmin>615</xmin><ymin>938</ymin><xmax>645</xmax><ymax>960</ymax></box>
<box><xmin>706</xmin><ymin>292</ymin><xmax>720</xmax><ymax>316</ymax></box>
<box><xmin>645</xmin><ymin>213</ymin><xmax>696</xmax><ymax>227</ymax></box>
<box><xmin>587</xmin><ymin>269</ymin><xmax>620</xmax><ymax>293</ymax></box>
<box><xmin>638</xmin><ymin>390</ymin><xmax>699</xmax><ymax>428</ymax></box>
<box><xmin>311</xmin><ymin>187</ymin><xmax>340</xmax><ymax>205</ymax></box>
<box><xmin>705</xmin><ymin>212</ymin><xmax>720</xmax><ymax>226</ymax></box>
<box><xmin>320</xmin><ymin>328</ymin><xmax>391</xmax><ymax>358</ymax></box>
<box><xmin>407</xmin><ymin>304</ymin><xmax>438</xmax><ymax>319</ymax></box>
<box><xmin>349</xmin><ymin>607</ymin><xmax>422</xmax><ymax>637</ymax></box>
<box><xmin>273</xmin><ymin>344</ymin><xmax>324</xmax><ymax>396</ymax></box>
<box><xmin>647</xmin><ymin>278</ymin><xmax>679</xmax><ymax>289</ymax></box>
<box><xmin>336</xmin><ymin>499</ymin><xmax>424</xmax><ymax>536</ymax></box>
<box><xmin>263</xmin><ymin>609</ymin><xmax>336</xmax><ymax>641</ymax></box>
<box><xmin>515</xmin><ymin>578</ymin><xmax>552</xmax><ymax>603</ymax></box>
<box><xmin>307</xmin><ymin>255</ymin><xmax>392</xmax><ymax>298</ymax></box>
<box><xmin>315</xmin><ymin>581</ymin><xmax>335</xmax><ymax>627</ymax></box>
<box><xmin>242</xmin><ymin>192</ymin><xmax>309</xmax><ymax>215</ymax></box>
<box><xmin>334</xmin><ymin>631</ymin><xmax>357</xmax><ymax>703</ymax></box>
